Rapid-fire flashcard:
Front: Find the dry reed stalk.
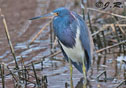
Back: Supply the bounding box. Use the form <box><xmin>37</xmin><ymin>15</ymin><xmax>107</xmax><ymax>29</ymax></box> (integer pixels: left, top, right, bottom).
<box><xmin>96</xmin><ymin>40</ymin><xmax>126</xmax><ymax>53</ymax></box>
<box><xmin>0</xmin><ymin>8</ymin><xmax>19</xmax><ymax>69</ymax></box>
<box><xmin>31</xmin><ymin>62</ymin><xmax>41</xmax><ymax>87</ymax></box>
<box><xmin>52</xmin><ymin>37</ymin><xmax>58</xmax><ymax>50</ymax></box>
<box><xmin>29</xmin><ymin>20</ymin><xmax>52</xmax><ymax>45</ymax></box>
<box><xmin>0</xmin><ymin>64</ymin><xmax>5</xmax><ymax>88</ymax></box>
<box><xmin>87</xmin><ymin>8</ymin><xmax>126</xmax><ymax>19</ymax></box>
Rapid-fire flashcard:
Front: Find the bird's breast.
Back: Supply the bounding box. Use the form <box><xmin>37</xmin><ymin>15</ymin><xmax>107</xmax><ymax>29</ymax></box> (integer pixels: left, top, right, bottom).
<box><xmin>59</xmin><ymin>28</ymin><xmax>85</xmax><ymax>63</ymax></box>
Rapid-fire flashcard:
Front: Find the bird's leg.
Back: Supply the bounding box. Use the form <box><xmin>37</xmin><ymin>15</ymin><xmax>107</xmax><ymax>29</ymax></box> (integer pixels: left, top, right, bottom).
<box><xmin>82</xmin><ymin>59</ymin><xmax>87</xmax><ymax>88</ymax></box>
<box><xmin>69</xmin><ymin>58</ymin><xmax>73</xmax><ymax>88</ymax></box>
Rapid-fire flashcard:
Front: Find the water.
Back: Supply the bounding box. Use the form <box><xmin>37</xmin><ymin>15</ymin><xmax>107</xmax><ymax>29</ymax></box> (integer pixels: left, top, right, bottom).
<box><xmin>0</xmin><ymin>0</ymin><xmax>126</xmax><ymax>88</ymax></box>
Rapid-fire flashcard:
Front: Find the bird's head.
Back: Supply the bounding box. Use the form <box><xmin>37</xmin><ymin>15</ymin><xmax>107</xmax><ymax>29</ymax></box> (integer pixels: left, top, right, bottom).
<box><xmin>53</xmin><ymin>7</ymin><xmax>71</xmax><ymax>17</ymax></box>
<box><xmin>29</xmin><ymin>7</ymin><xmax>71</xmax><ymax>20</ymax></box>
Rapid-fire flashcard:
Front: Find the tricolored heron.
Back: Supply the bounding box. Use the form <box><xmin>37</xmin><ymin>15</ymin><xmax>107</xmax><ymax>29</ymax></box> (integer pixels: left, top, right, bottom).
<box><xmin>30</xmin><ymin>7</ymin><xmax>93</xmax><ymax>87</ymax></box>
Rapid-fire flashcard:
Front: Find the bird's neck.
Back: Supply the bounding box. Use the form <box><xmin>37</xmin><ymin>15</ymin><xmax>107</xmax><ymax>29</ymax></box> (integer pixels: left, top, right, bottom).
<box><xmin>53</xmin><ymin>15</ymin><xmax>75</xmax><ymax>32</ymax></box>
<box><xmin>53</xmin><ymin>15</ymin><xmax>77</xmax><ymax>48</ymax></box>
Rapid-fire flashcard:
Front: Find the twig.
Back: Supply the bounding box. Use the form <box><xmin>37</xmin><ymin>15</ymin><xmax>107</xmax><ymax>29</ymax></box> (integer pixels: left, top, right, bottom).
<box><xmin>0</xmin><ymin>8</ymin><xmax>19</xmax><ymax>69</ymax></box>
<box><xmin>43</xmin><ymin>50</ymin><xmax>61</xmax><ymax>58</ymax></box>
<box><xmin>116</xmin><ymin>24</ymin><xmax>125</xmax><ymax>35</ymax></box>
<box><xmin>24</xmin><ymin>66</ymin><xmax>28</xmax><ymax>88</ymax></box>
<box><xmin>92</xmin><ymin>24</ymin><xmax>126</xmax><ymax>37</ymax></box>
<box><xmin>31</xmin><ymin>62</ymin><xmax>41</xmax><ymax>87</ymax></box>
<box><xmin>29</xmin><ymin>20</ymin><xmax>52</xmax><ymax>45</ymax></box>
<box><xmin>80</xmin><ymin>0</ymin><xmax>86</xmax><ymax>20</ymax></box>
<box><xmin>87</xmin><ymin>8</ymin><xmax>126</xmax><ymax>19</ymax></box>
<box><xmin>20</xmin><ymin>77</ymin><xmax>36</xmax><ymax>85</ymax></box>
<box><xmin>0</xmin><ymin>64</ymin><xmax>5</xmax><ymax>88</ymax></box>
<box><xmin>96</xmin><ymin>70</ymin><xmax>107</xmax><ymax>82</ymax></box>
<box><xmin>92</xmin><ymin>25</ymin><xmax>108</xmax><ymax>36</ymax></box>
<box><xmin>116</xmin><ymin>80</ymin><xmax>126</xmax><ymax>88</ymax></box>
<box><xmin>87</xmin><ymin>12</ymin><xmax>93</xmax><ymax>33</ymax></box>
<box><xmin>52</xmin><ymin>37</ymin><xmax>58</xmax><ymax>50</ymax></box>
<box><xmin>24</xmin><ymin>50</ymin><xmax>62</xmax><ymax>68</ymax></box>
<box><xmin>96</xmin><ymin>40</ymin><xmax>126</xmax><ymax>53</ymax></box>
<box><xmin>7</xmin><ymin>66</ymin><xmax>17</xmax><ymax>82</ymax></box>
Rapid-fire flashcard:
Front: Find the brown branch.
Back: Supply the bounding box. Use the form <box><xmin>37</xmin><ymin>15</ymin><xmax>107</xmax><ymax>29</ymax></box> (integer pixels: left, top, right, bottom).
<box><xmin>96</xmin><ymin>40</ymin><xmax>126</xmax><ymax>53</ymax></box>
<box><xmin>0</xmin><ymin>8</ymin><xmax>19</xmax><ymax>69</ymax></box>
<box><xmin>87</xmin><ymin>8</ymin><xmax>126</xmax><ymax>19</ymax></box>
<box><xmin>29</xmin><ymin>20</ymin><xmax>52</xmax><ymax>45</ymax></box>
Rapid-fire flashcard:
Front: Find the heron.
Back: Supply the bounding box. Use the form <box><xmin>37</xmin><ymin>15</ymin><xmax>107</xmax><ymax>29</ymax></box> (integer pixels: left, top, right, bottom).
<box><xmin>30</xmin><ymin>7</ymin><xmax>93</xmax><ymax>87</ymax></box>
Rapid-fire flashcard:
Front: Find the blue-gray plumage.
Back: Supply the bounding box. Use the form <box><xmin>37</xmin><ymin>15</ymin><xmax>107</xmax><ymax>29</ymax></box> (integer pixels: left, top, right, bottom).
<box><xmin>29</xmin><ymin>7</ymin><xmax>93</xmax><ymax>73</ymax></box>
<box><xmin>52</xmin><ymin>7</ymin><xmax>92</xmax><ymax>73</ymax></box>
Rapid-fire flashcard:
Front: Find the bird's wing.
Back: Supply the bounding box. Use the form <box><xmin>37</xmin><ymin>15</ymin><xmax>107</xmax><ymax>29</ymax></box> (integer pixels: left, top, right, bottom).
<box><xmin>57</xmin><ymin>21</ymin><xmax>84</xmax><ymax>73</ymax></box>
<box><xmin>58</xmin><ymin>40</ymin><xmax>69</xmax><ymax>61</ymax></box>
<box><xmin>58</xmin><ymin>40</ymin><xmax>83</xmax><ymax>73</ymax></box>
<box><xmin>72</xmin><ymin>12</ymin><xmax>94</xmax><ymax>70</ymax></box>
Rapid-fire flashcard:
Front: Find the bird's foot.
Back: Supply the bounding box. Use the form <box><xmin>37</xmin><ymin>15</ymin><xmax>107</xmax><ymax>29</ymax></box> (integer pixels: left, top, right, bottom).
<box><xmin>82</xmin><ymin>61</ymin><xmax>87</xmax><ymax>88</ymax></box>
<box><xmin>69</xmin><ymin>59</ymin><xmax>74</xmax><ymax>88</ymax></box>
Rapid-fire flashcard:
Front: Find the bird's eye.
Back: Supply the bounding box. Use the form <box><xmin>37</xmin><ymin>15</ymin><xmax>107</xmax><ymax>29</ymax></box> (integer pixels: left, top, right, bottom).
<box><xmin>56</xmin><ymin>12</ymin><xmax>59</xmax><ymax>15</ymax></box>
<box><xmin>54</xmin><ymin>12</ymin><xmax>59</xmax><ymax>16</ymax></box>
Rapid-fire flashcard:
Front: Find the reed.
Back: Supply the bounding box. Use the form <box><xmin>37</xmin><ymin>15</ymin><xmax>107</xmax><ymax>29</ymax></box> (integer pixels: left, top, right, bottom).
<box><xmin>0</xmin><ymin>8</ymin><xmax>19</xmax><ymax>69</ymax></box>
<box><xmin>0</xmin><ymin>64</ymin><xmax>5</xmax><ymax>88</ymax></box>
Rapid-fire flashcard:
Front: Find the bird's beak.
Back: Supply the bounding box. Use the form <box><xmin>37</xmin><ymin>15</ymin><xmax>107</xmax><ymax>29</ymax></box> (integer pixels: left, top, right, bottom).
<box><xmin>29</xmin><ymin>12</ymin><xmax>57</xmax><ymax>20</ymax></box>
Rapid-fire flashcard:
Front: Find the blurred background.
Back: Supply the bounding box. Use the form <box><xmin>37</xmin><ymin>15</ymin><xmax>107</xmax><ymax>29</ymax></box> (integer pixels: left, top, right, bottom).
<box><xmin>0</xmin><ymin>0</ymin><xmax>126</xmax><ymax>88</ymax></box>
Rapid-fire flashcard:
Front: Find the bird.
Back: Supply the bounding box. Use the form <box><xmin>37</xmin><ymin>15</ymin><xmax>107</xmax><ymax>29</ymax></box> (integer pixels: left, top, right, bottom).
<box><xmin>30</xmin><ymin>7</ymin><xmax>93</xmax><ymax>87</ymax></box>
